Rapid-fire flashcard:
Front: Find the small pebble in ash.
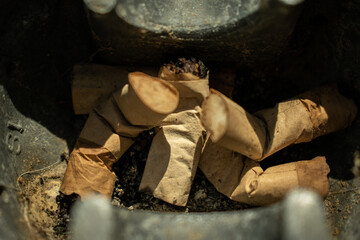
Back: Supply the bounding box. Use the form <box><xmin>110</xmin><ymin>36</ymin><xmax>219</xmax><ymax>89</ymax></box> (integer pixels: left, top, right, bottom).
<box><xmin>194</xmin><ymin>189</ymin><xmax>207</xmax><ymax>201</ymax></box>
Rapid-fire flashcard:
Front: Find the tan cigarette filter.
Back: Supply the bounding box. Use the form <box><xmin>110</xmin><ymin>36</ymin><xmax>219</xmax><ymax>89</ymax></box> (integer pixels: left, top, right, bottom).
<box><xmin>60</xmin><ymin>112</ymin><xmax>135</xmax><ymax>198</ymax></box>
<box><xmin>199</xmin><ymin>141</ymin><xmax>330</xmax><ymax>206</ymax></box>
<box><xmin>201</xmin><ymin>89</ymin><xmax>267</xmax><ymax>160</ymax></box>
<box><xmin>95</xmin><ymin>97</ymin><xmax>150</xmax><ymax>137</ymax></box>
<box><xmin>139</xmin><ymin>70</ymin><xmax>209</xmax><ymax>206</ymax></box>
<box><xmin>201</xmin><ymin>85</ymin><xmax>358</xmax><ymax>161</ymax></box>
<box><xmin>61</xmin><ymin>73</ymin><xmax>180</xmax><ymax>199</ymax></box>
<box><xmin>60</xmin><ymin>140</ymin><xmax>118</xmax><ymax>199</ymax></box>
<box><xmin>72</xmin><ymin>64</ymin><xmax>131</xmax><ymax>115</ymax></box>
<box><xmin>113</xmin><ymin>72</ymin><xmax>179</xmax><ymax>126</ymax></box>
<box><xmin>72</xmin><ymin>64</ymin><xmax>158</xmax><ymax>115</ymax></box>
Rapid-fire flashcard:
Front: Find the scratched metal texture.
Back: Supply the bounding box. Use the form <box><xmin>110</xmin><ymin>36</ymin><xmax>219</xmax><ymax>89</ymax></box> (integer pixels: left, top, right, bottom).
<box><xmin>85</xmin><ymin>0</ymin><xmax>304</xmax><ymax>65</ymax></box>
<box><xmin>0</xmin><ymin>0</ymin><xmax>360</xmax><ymax>239</ymax></box>
<box><xmin>0</xmin><ymin>86</ymin><xmax>69</xmax><ymax>239</ymax></box>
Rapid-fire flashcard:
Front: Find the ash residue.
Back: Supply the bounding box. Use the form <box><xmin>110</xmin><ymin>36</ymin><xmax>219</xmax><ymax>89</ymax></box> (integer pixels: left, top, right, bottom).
<box><xmin>18</xmin><ymin>162</ymin><xmax>72</xmax><ymax>240</ymax></box>
<box><xmin>53</xmin><ymin>193</ymin><xmax>77</xmax><ymax>238</ymax></box>
<box><xmin>111</xmin><ymin>129</ymin><xmax>250</xmax><ymax>212</ymax></box>
<box><xmin>164</xmin><ymin>57</ymin><xmax>208</xmax><ymax>78</ymax></box>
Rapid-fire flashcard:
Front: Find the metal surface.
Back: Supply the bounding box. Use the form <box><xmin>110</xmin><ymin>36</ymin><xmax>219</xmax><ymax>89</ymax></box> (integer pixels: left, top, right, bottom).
<box><xmin>84</xmin><ymin>0</ymin><xmax>304</xmax><ymax>65</ymax></box>
<box><xmin>0</xmin><ymin>86</ymin><xmax>69</xmax><ymax>240</ymax></box>
<box><xmin>282</xmin><ymin>189</ymin><xmax>330</xmax><ymax>240</ymax></box>
<box><xmin>114</xmin><ymin>0</ymin><xmax>261</xmax><ymax>33</ymax></box>
<box><xmin>340</xmin><ymin>204</ymin><xmax>360</xmax><ymax>240</ymax></box>
<box><xmin>0</xmin><ymin>0</ymin><xmax>360</xmax><ymax>239</ymax></box>
<box><xmin>0</xmin><ymin>87</ymin><xmax>341</xmax><ymax>240</ymax></box>
<box><xmin>71</xmin><ymin>189</ymin><xmax>330</xmax><ymax>240</ymax></box>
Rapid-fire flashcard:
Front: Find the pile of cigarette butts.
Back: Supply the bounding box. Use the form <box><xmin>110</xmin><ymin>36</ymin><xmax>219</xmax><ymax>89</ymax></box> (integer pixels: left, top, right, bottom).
<box><xmin>60</xmin><ymin>58</ymin><xmax>358</xmax><ymax>206</ymax></box>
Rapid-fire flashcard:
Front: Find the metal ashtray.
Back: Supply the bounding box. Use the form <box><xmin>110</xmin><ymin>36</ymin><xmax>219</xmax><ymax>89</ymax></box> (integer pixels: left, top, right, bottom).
<box><xmin>0</xmin><ymin>0</ymin><xmax>359</xmax><ymax>239</ymax></box>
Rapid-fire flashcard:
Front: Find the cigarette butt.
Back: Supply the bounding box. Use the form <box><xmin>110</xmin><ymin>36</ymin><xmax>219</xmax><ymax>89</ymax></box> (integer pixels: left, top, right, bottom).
<box><xmin>139</xmin><ymin>60</ymin><xmax>209</xmax><ymax>206</ymax></box>
<box><xmin>201</xmin><ymin>85</ymin><xmax>357</xmax><ymax>161</ymax></box>
<box><xmin>113</xmin><ymin>72</ymin><xmax>179</xmax><ymax>126</ymax></box>
<box><xmin>199</xmin><ymin>140</ymin><xmax>247</xmax><ymax>198</ymax></box>
<box><xmin>200</xmin><ymin>142</ymin><xmax>330</xmax><ymax>206</ymax></box>
<box><xmin>71</xmin><ymin>63</ymin><xmax>157</xmax><ymax>115</ymax></box>
<box><xmin>297</xmin><ymin>84</ymin><xmax>358</xmax><ymax>138</ymax></box>
<box><xmin>95</xmin><ymin>97</ymin><xmax>150</xmax><ymax>137</ymax></box>
<box><xmin>241</xmin><ymin>157</ymin><xmax>330</xmax><ymax>205</ymax></box>
<box><xmin>295</xmin><ymin>157</ymin><xmax>330</xmax><ymax>198</ymax></box>
<box><xmin>79</xmin><ymin>113</ymin><xmax>134</xmax><ymax>160</ymax></box>
<box><xmin>60</xmin><ymin>140</ymin><xmax>117</xmax><ymax>199</ymax></box>
<box><xmin>256</xmin><ymin>84</ymin><xmax>358</xmax><ymax>159</ymax></box>
<box><xmin>201</xmin><ymin>89</ymin><xmax>266</xmax><ymax>160</ymax></box>
<box><xmin>60</xmin><ymin>111</ymin><xmax>137</xmax><ymax>199</ymax></box>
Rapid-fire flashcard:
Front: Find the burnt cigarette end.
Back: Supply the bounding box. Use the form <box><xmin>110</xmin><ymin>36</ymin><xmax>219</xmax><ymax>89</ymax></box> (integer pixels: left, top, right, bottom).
<box><xmin>164</xmin><ymin>57</ymin><xmax>208</xmax><ymax>79</ymax></box>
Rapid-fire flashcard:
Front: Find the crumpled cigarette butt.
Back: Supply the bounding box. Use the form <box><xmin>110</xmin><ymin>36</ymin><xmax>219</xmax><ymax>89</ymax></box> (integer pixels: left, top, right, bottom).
<box><xmin>64</xmin><ymin>60</ymin><xmax>353</xmax><ymax>207</ymax></box>
<box><xmin>201</xmin><ymin>84</ymin><xmax>358</xmax><ymax>161</ymax></box>
<box><xmin>113</xmin><ymin>72</ymin><xmax>179</xmax><ymax>126</ymax></box>
<box><xmin>199</xmin><ymin>140</ymin><xmax>330</xmax><ymax>206</ymax></box>
<box><xmin>71</xmin><ymin>64</ymin><xmax>158</xmax><ymax>115</ymax></box>
<box><xmin>60</xmin><ymin>72</ymin><xmax>179</xmax><ymax>199</ymax></box>
<box><xmin>139</xmin><ymin>58</ymin><xmax>209</xmax><ymax>206</ymax></box>
<box><xmin>199</xmin><ymin>83</ymin><xmax>356</xmax><ymax>205</ymax></box>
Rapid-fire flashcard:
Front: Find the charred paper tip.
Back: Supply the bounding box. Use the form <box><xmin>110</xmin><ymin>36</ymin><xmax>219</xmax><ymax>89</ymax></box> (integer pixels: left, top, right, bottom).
<box><xmin>159</xmin><ymin>58</ymin><xmax>209</xmax><ymax>81</ymax></box>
